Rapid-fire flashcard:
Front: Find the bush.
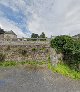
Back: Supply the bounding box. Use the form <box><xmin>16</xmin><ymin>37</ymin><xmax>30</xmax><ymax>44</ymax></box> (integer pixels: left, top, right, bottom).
<box><xmin>51</xmin><ymin>35</ymin><xmax>80</xmax><ymax>71</ymax></box>
<box><xmin>51</xmin><ymin>35</ymin><xmax>74</xmax><ymax>53</ymax></box>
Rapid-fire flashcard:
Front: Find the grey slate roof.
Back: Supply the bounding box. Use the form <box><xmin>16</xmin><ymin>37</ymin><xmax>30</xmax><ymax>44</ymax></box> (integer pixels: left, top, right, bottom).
<box><xmin>4</xmin><ymin>30</ymin><xmax>17</xmax><ymax>35</ymax></box>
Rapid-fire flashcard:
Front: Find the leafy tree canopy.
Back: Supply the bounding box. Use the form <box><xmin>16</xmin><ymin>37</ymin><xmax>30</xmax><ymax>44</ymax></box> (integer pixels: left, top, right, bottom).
<box><xmin>39</xmin><ymin>32</ymin><xmax>46</xmax><ymax>38</ymax></box>
<box><xmin>31</xmin><ymin>33</ymin><xmax>39</xmax><ymax>38</ymax></box>
<box><xmin>31</xmin><ymin>32</ymin><xmax>46</xmax><ymax>38</ymax></box>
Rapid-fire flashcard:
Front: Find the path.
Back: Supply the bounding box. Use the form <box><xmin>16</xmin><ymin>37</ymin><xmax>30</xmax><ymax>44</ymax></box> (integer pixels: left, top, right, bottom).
<box><xmin>0</xmin><ymin>65</ymin><xmax>80</xmax><ymax>92</ymax></box>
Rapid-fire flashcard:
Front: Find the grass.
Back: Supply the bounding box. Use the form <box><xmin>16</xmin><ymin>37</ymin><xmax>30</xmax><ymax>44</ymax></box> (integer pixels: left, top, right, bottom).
<box><xmin>0</xmin><ymin>60</ymin><xmax>80</xmax><ymax>80</ymax></box>
<box><xmin>0</xmin><ymin>61</ymin><xmax>47</xmax><ymax>67</ymax></box>
<box><xmin>48</xmin><ymin>62</ymin><xmax>80</xmax><ymax>80</ymax></box>
<box><xmin>0</xmin><ymin>61</ymin><xmax>17</xmax><ymax>67</ymax></box>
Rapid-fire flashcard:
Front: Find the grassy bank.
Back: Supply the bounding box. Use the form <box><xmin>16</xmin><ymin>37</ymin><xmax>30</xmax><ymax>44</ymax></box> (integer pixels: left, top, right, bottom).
<box><xmin>48</xmin><ymin>62</ymin><xmax>80</xmax><ymax>79</ymax></box>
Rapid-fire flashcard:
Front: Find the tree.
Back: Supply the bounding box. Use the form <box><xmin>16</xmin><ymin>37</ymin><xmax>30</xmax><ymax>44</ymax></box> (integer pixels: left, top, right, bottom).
<box><xmin>31</xmin><ymin>33</ymin><xmax>39</xmax><ymax>38</ymax></box>
<box><xmin>39</xmin><ymin>32</ymin><xmax>46</xmax><ymax>41</ymax></box>
<box><xmin>31</xmin><ymin>32</ymin><xmax>46</xmax><ymax>41</ymax></box>
<box><xmin>40</xmin><ymin>32</ymin><xmax>46</xmax><ymax>38</ymax></box>
<box><xmin>31</xmin><ymin>33</ymin><xmax>39</xmax><ymax>41</ymax></box>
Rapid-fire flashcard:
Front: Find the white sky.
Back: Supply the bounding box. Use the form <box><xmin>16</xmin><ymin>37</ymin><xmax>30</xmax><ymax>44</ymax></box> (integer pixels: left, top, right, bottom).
<box><xmin>0</xmin><ymin>0</ymin><xmax>80</xmax><ymax>37</ymax></box>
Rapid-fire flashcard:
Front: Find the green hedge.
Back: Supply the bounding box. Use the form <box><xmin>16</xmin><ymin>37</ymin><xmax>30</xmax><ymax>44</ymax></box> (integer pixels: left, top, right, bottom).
<box><xmin>51</xmin><ymin>35</ymin><xmax>80</xmax><ymax>71</ymax></box>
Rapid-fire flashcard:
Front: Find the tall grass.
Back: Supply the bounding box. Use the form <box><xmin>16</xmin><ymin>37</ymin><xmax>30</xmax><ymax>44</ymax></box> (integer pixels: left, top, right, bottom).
<box><xmin>0</xmin><ymin>61</ymin><xmax>80</xmax><ymax>79</ymax></box>
<box><xmin>48</xmin><ymin>62</ymin><xmax>80</xmax><ymax>79</ymax></box>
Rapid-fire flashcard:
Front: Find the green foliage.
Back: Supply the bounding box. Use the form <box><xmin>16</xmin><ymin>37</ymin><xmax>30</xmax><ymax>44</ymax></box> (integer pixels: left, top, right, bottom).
<box><xmin>0</xmin><ymin>61</ymin><xmax>17</xmax><ymax>67</ymax></box>
<box><xmin>50</xmin><ymin>35</ymin><xmax>74</xmax><ymax>53</ymax></box>
<box><xmin>31</xmin><ymin>33</ymin><xmax>39</xmax><ymax>38</ymax></box>
<box><xmin>31</xmin><ymin>32</ymin><xmax>46</xmax><ymax>41</ymax></box>
<box><xmin>40</xmin><ymin>32</ymin><xmax>45</xmax><ymax>38</ymax></box>
<box><xmin>31</xmin><ymin>33</ymin><xmax>39</xmax><ymax>41</ymax></box>
<box><xmin>0</xmin><ymin>61</ymin><xmax>47</xmax><ymax>67</ymax></box>
<box><xmin>32</xmin><ymin>48</ymin><xmax>37</xmax><ymax>52</ymax></box>
<box><xmin>48</xmin><ymin>63</ymin><xmax>80</xmax><ymax>79</ymax></box>
<box><xmin>39</xmin><ymin>32</ymin><xmax>46</xmax><ymax>41</ymax></box>
<box><xmin>40</xmin><ymin>47</ymin><xmax>45</xmax><ymax>51</ymax></box>
<box><xmin>0</xmin><ymin>53</ymin><xmax>5</xmax><ymax>62</ymax></box>
<box><xmin>50</xmin><ymin>35</ymin><xmax>80</xmax><ymax>71</ymax></box>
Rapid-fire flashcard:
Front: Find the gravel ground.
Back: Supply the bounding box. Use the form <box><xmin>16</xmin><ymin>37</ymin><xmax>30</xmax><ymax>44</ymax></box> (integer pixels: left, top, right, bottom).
<box><xmin>0</xmin><ymin>65</ymin><xmax>80</xmax><ymax>92</ymax></box>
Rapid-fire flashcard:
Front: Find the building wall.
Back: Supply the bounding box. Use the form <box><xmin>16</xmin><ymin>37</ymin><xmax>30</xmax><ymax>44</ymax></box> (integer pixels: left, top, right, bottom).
<box><xmin>4</xmin><ymin>34</ymin><xmax>17</xmax><ymax>41</ymax></box>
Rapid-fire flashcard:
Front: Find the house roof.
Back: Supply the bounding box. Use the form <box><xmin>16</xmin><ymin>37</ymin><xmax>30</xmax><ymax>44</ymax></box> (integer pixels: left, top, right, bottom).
<box><xmin>4</xmin><ymin>30</ymin><xmax>17</xmax><ymax>35</ymax></box>
<box><xmin>73</xmin><ymin>34</ymin><xmax>80</xmax><ymax>38</ymax></box>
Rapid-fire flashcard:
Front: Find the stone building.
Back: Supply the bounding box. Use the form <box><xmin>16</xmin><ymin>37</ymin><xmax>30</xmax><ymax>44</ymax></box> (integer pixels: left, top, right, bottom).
<box><xmin>0</xmin><ymin>28</ymin><xmax>17</xmax><ymax>41</ymax></box>
<box><xmin>0</xmin><ymin>28</ymin><xmax>5</xmax><ymax>40</ymax></box>
<box><xmin>4</xmin><ymin>30</ymin><xmax>17</xmax><ymax>41</ymax></box>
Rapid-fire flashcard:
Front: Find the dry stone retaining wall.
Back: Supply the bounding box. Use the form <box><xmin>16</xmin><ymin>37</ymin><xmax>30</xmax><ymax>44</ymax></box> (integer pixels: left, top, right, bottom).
<box><xmin>50</xmin><ymin>48</ymin><xmax>62</xmax><ymax>65</ymax></box>
<box><xmin>0</xmin><ymin>40</ymin><xmax>62</xmax><ymax>64</ymax></box>
<box><xmin>0</xmin><ymin>44</ymin><xmax>50</xmax><ymax>62</ymax></box>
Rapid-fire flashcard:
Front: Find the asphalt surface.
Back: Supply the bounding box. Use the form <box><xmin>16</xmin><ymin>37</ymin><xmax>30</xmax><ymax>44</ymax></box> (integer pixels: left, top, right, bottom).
<box><xmin>0</xmin><ymin>65</ymin><xmax>80</xmax><ymax>92</ymax></box>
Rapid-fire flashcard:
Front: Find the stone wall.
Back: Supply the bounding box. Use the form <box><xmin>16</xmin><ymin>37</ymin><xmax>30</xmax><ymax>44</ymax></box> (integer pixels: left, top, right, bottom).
<box><xmin>50</xmin><ymin>48</ymin><xmax>63</xmax><ymax>66</ymax></box>
<box><xmin>0</xmin><ymin>44</ymin><xmax>50</xmax><ymax>62</ymax></box>
<box><xmin>0</xmin><ymin>34</ymin><xmax>4</xmax><ymax>41</ymax></box>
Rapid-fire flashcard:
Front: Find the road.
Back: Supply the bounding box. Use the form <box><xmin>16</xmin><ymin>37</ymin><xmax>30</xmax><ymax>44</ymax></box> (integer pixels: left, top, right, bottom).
<box><xmin>0</xmin><ymin>65</ymin><xmax>80</xmax><ymax>92</ymax></box>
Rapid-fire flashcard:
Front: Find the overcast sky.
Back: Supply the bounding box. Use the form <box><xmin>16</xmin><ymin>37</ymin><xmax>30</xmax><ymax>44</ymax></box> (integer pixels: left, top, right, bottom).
<box><xmin>0</xmin><ymin>0</ymin><xmax>80</xmax><ymax>37</ymax></box>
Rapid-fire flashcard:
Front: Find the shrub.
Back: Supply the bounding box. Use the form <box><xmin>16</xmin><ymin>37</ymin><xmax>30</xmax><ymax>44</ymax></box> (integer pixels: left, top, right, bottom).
<box><xmin>32</xmin><ymin>48</ymin><xmax>37</xmax><ymax>52</ymax></box>
<box><xmin>50</xmin><ymin>35</ymin><xmax>80</xmax><ymax>71</ymax></box>
<box><xmin>50</xmin><ymin>35</ymin><xmax>74</xmax><ymax>53</ymax></box>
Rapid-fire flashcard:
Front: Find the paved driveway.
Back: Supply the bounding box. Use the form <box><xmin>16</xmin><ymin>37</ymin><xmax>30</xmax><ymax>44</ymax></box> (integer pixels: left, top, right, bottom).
<box><xmin>0</xmin><ymin>65</ymin><xmax>80</xmax><ymax>92</ymax></box>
